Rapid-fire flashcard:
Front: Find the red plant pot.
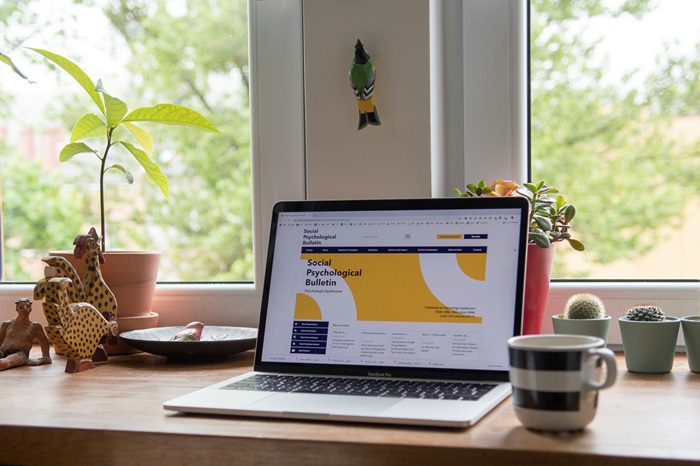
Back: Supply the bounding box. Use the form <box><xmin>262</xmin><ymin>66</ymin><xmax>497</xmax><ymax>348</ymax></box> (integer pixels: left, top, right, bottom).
<box><xmin>522</xmin><ymin>243</ymin><xmax>555</xmax><ymax>335</ymax></box>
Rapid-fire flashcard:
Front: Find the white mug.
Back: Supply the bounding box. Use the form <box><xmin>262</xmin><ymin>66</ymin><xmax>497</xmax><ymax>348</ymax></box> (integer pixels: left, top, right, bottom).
<box><xmin>508</xmin><ymin>334</ymin><xmax>616</xmax><ymax>431</ymax></box>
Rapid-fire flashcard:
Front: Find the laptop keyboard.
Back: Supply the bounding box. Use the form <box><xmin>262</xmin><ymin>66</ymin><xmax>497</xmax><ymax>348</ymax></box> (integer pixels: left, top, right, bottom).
<box><xmin>223</xmin><ymin>374</ymin><xmax>496</xmax><ymax>401</ymax></box>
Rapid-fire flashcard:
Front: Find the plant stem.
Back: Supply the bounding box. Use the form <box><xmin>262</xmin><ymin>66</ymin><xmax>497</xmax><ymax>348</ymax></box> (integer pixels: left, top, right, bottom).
<box><xmin>99</xmin><ymin>128</ymin><xmax>114</xmax><ymax>252</ymax></box>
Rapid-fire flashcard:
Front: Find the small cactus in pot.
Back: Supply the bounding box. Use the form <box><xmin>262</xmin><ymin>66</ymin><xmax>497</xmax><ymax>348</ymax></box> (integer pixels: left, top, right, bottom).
<box><xmin>619</xmin><ymin>304</ymin><xmax>680</xmax><ymax>373</ymax></box>
<box><xmin>624</xmin><ymin>305</ymin><xmax>664</xmax><ymax>322</ymax></box>
<box><xmin>552</xmin><ymin>293</ymin><xmax>611</xmax><ymax>343</ymax></box>
<box><xmin>564</xmin><ymin>293</ymin><xmax>606</xmax><ymax>320</ymax></box>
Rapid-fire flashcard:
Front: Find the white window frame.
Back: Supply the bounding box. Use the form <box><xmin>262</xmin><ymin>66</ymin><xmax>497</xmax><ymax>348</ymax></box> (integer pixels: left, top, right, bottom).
<box><xmin>0</xmin><ymin>0</ymin><xmax>307</xmax><ymax>327</ymax></box>
<box><xmin>431</xmin><ymin>0</ymin><xmax>699</xmax><ymax>345</ymax></box>
<box><xmin>2</xmin><ymin>0</ymin><xmax>697</xmax><ymax>343</ymax></box>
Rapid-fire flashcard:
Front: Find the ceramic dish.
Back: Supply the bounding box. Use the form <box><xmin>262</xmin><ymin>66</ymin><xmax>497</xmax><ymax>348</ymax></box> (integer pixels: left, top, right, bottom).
<box><xmin>119</xmin><ymin>326</ymin><xmax>257</xmax><ymax>360</ymax></box>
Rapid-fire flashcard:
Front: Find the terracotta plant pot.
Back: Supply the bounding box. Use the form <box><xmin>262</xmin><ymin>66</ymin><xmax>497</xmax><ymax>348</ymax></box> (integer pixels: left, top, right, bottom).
<box><xmin>522</xmin><ymin>243</ymin><xmax>555</xmax><ymax>335</ymax></box>
<box><xmin>50</xmin><ymin>250</ymin><xmax>160</xmax><ymax>318</ymax></box>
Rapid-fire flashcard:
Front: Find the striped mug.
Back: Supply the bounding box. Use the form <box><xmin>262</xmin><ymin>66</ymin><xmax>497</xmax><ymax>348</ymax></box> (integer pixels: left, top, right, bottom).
<box><xmin>508</xmin><ymin>334</ymin><xmax>616</xmax><ymax>431</ymax></box>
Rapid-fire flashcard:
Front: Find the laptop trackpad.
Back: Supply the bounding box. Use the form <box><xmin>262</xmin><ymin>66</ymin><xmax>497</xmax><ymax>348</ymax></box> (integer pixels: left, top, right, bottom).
<box><xmin>246</xmin><ymin>393</ymin><xmax>401</xmax><ymax>415</ymax></box>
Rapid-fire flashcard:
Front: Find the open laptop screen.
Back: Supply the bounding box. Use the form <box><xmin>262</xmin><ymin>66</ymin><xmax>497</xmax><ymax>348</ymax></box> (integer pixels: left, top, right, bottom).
<box><xmin>256</xmin><ymin>198</ymin><xmax>528</xmax><ymax>377</ymax></box>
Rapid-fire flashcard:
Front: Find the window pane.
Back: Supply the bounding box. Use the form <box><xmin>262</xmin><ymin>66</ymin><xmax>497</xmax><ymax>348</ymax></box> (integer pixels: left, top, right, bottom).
<box><xmin>0</xmin><ymin>0</ymin><xmax>253</xmax><ymax>282</ymax></box>
<box><xmin>531</xmin><ymin>0</ymin><xmax>700</xmax><ymax>279</ymax></box>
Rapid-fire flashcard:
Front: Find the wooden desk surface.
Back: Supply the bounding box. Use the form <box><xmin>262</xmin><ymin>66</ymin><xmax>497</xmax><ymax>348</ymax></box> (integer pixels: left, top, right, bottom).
<box><xmin>1</xmin><ymin>350</ymin><xmax>699</xmax><ymax>466</ymax></box>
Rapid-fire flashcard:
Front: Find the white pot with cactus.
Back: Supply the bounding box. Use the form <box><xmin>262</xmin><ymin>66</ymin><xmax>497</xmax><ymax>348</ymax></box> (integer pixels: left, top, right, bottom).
<box><xmin>619</xmin><ymin>306</ymin><xmax>680</xmax><ymax>373</ymax></box>
<box><xmin>552</xmin><ymin>293</ymin><xmax>611</xmax><ymax>344</ymax></box>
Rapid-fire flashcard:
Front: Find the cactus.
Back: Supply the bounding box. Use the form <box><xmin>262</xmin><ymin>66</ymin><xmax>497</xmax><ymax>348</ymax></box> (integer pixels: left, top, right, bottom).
<box><xmin>625</xmin><ymin>305</ymin><xmax>665</xmax><ymax>322</ymax></box>
<box><xmin>564</xmin><ymin>293</ymin><xmax>606</xmax><ymax>319</ymax></box>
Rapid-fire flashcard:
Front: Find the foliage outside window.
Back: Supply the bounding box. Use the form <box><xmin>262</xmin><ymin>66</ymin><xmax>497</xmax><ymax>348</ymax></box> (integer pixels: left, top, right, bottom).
<box><xmin>0</xmin><ymin>0</ymin><xmax>253</xmax><ymax>282</ymax></box>
<box><xmin>531</xmin><ymin>0</ymin><xmax>700</xmax><ymax>278</ymax></box>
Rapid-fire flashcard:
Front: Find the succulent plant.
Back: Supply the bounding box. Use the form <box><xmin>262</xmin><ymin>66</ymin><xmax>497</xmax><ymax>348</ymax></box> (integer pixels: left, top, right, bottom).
<box><xmin>625</xmin><ymin>305</ymin><xmax>665</xmax><ymax>322</ymax></box>
<box><xmin>564</xmin><ymin>293</ymin><xmax>606</xmax><ymax>319</ymax></box>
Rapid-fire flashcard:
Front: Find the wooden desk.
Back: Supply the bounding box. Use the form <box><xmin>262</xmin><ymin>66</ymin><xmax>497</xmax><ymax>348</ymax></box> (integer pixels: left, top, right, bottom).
<box><xmin>1</xmin><ymin>350</ymin><xmax>699</xmax><ymax>466</ymax></box>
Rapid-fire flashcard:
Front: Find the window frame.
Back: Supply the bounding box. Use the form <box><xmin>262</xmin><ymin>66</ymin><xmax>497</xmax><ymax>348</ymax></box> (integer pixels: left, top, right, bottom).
<box><xmin>0</xmin><ymin>0</ymin><xmax>306</xmax><ymax>327</ymax></box>
<box><xmin>1</xmin><ymin>0</ymin><xmax>697</xmax><ymax>340</ymax></box>
<box><xmin>431</xmin><ymin>0</ymin><xmax>699</xmax><ymax>345</ymax></box>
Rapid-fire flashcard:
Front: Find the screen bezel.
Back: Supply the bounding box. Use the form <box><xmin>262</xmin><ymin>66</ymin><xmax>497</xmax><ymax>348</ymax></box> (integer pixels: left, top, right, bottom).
<box><xmin>253</xmin><ymin>197</ymin><xmax>529</xmax><ymax>382</ymax></box>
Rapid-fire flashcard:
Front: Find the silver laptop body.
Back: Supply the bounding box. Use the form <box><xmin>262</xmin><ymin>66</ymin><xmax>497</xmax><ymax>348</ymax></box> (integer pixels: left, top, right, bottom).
<box><xmin>164</xmin><ymin>197</ymin><xmax>529</xmax><ymax>427</ymax></box>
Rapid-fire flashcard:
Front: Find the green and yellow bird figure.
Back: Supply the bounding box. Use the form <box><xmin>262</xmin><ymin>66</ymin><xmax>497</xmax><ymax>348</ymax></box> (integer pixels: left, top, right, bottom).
<box><xmin>350</xmin><ymin>39</ymin><xmax>381</xmax><ymax>130</ymax></box>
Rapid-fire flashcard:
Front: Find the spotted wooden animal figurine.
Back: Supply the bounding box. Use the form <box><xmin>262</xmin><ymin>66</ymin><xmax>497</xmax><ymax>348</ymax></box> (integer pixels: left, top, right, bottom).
<box><xmin>40</xmin><ymin>256</ymin><xmax>85</xmax><ymax>303</ymax></box>
<box><xmin>34</xmin><ymin>276</ymin><xmax>117</xmax><ymax>373</ymax></box>
<box><xmin>73</xmin><ymin>228</ymin><xmax>118</xmax><ymax>323</ymax></box>
<box><xmin>34</xmin><ymin>227</ymin><xmax>119</xmax><ymax>364</ymax></box>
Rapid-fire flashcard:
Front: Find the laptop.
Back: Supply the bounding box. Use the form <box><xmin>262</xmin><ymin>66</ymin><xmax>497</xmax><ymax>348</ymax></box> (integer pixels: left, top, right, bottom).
<box><xmin>164</xmin><ymin>197</ymin><xmax>529</xmax><ymax>427</ymax></box>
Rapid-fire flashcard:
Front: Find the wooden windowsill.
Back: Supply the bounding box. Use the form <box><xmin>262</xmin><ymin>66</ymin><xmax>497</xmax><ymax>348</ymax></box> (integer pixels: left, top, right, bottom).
<box><xmin>1</xmin><ymin>350</ymin><xmax>699</xmax><ymax>465</ymax></box>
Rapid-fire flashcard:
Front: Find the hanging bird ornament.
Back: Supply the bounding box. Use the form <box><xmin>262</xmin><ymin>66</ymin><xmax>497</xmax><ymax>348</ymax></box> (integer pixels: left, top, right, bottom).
<box><xmin>350</xmin><ymin>39</ymin><xmax>381</xmax><ymax>130</ymax></box>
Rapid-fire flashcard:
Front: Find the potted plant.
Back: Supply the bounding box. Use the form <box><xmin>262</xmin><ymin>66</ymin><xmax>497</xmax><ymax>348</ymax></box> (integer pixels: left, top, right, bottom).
<box><xmin>28</xmin><ymin>49</ymin><xmax>218</xmax><ymax>346</ymax></box>
<box><xmin>552</xmin><ymin>293</ymin><xmax>611</xmax><ymax>344</ymax></box>
<box><xmin>619</xmin><ymin>305</ymin><xmax>680</xmax><ymax>373</ymax></box>
<box><xmin>456</xmin><ymin>180</ymin><xmax>584</xmax><ymax>334</ymax></box>
<box><xmin>681</xmin><ymin>314</ymin><xmax>700</xmax><ymax>373</ymax></box>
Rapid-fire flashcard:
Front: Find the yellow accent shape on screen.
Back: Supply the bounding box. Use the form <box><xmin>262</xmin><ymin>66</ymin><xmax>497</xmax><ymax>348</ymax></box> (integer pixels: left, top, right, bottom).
<box><xmin>437</xmin><ymin>234</ymin><xmax>462</xmax><ymax>239</ymax></box>
<box><xmin>456</xmin><ymin>253</ymin><xmax>487</xmax><ymax>281</ymax></box>
<box><xmin>294</xmin><ymin>293</ymin><xmax>323</xmax><ymax>320</ymax></box>
<box><xmin>302</xmin><ymin>253</ymin><xmax>482</xmax><ymax>323</ymax></box>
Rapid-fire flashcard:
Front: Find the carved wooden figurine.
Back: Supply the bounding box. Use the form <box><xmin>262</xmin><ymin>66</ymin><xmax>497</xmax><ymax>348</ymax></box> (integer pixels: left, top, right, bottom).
<box><xmin>72</xmin><ymin>227</ymin><xmax>118</xmax><ymax>323</ymax></box>
<box><xmin>38</xmin><ymin>227</ymin><xmax>119</xmax><ymax>361</ymax></box>
<box><xmin>0</xmin><ymin>298</ymin><xmax>52</xmax><ymax>371</ymax></box>
<box><xmin>34</xmin><ymin>274</ymin><xmax>117</xmax><ymax>373</ymax></box>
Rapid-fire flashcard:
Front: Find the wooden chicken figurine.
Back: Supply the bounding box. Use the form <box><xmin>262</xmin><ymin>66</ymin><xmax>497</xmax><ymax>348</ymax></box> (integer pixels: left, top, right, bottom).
<box><xmin>34</xmin><ymin>275</ymin><xmax>117</xmax><ymax>373</ymax></box>
<box><xmin>72</xmin><ymin>227</ymin><xmax>118</xmax><ymax>324</ymax></box>
<box><xmin>34</xmin><ymin>227</ymin><xmax>119</xmax><ymax>371</ymax></box>
<box><xmin>39</xmin><ymin>227</ymin><xmax>119</xmax><ymax>361</ymax></box>
<box><xmin>40</xmin><ymin>256</ymin><xmax>85</xmax><ymax>303</ymax></box>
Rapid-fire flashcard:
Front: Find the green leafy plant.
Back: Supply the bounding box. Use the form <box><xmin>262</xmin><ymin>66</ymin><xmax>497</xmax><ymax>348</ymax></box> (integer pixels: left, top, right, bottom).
<box><xmin>625</xmin><ymin>305</ymin><xmax>665</xmax><ymax>322</ymax></box>
<box><xmin>564</xmin><ymin>293</ymin><xmax>606</xmax><ymax>319</ymax></box>
<box><xmin>30</xmin><ymin>48</ymin><xmax>219</xmax><ymax>250</ymax></box>
<box><xmin>0</xmin><ymin>51</ymin><xmax>34</xmax><ymax>83</ymax></box>
<box><xmin>455</xmin><ymin>179</ymin><xmax>584</xmax><ymax>250</ymax></box>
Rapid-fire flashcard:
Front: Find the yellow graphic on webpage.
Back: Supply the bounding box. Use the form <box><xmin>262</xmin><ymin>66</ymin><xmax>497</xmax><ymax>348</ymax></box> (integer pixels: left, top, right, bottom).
<box><xmin>296</xmin><ymin>250</ymin><xmax>486</xmax><ymax>323</ymax></box>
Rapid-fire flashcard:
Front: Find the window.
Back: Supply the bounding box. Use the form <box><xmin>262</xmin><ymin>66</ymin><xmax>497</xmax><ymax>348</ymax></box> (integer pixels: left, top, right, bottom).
<box><xmin>0</xmin><ymin>1</ymin><xmax>304</xmax><ymax>324</ymax></box>
<box><xmin>1</xmin><ymin>0</ymin><xmax>253</xmax><ymax>282</ymax></box>
<box><xmin>531</xmin><ymin>0</ymin><xmax>700</xmax><ymax>280</ymax></box>
<box><xmin>2</xmin><ymin>1</ymin><xmax>696</xmax><ymax>328</ymax></box>
<box><xmin>433</xmin><ymin>0</ymin><xmax>698</xmax><ymax>342</ymax></box>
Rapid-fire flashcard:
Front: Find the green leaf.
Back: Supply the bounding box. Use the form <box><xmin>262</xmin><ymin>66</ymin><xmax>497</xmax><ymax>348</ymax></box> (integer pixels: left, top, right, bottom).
<box><xmin>529</xmin><ymin>230</ymin><xmax>551</xmax><ymax>248</ymax></box>
<box><xmin>0</xmin><ymin>52</ymin><xmax>34</xmax><ymax>83</ymax></box>
<box><xmin>568</xmin><ymin>238</ymin><xmax>585</xmax><ymax>251</ymax></box>
<box><xmin>59</xmin><ymin>142</ymin><xmax>97</xmax><ymax>162</ymax></box>
<box><xmin>107</xmin><ymin>164</ymin><xmax>134</xmax><ymax>184</ymax></box>
<box><xmin>123</xmin><ymin>122</ymin><xmax>154</xmax><ymax>153</ymax></box>
<box><xmin>70</xmin><ymin>113</ymin><xmax>106</xmax><ymax>142</ymax></box>
<box><xmin>564</xmin><ymin>205</ymin><xmax>576</xmax><ymax>223</ymax></box>
<box><xmin>524</xmin><ymin>183</ymin><xmax>538</xmax><ymax>193</ymax></box>
<box><xmin>29</xmin><ymin>48</ymin><xmax>105</xmax><ymax>114</ymax></box>
<box><xmin>103</xmin><ymin>92</ymin><xmax>128</xmax><ymax>128</ymax></box>
<box><xmin>117</xmin><ymin>141</ymin><xmax>169</xmax><ymax>198</ymax></box>
<box><xmin>516</xmin><ymin>187</ymin><xmax>533</xmax><ymax>199</ymax></box>
<box><xmin>556</xmin><ymin>195</ymin><xmax>566</xmax><ymax>209</ymax></box>
<box><xmin>534</xmin><ymin>215</ymin><xmax>553</xmax><ymax>232</ymax></box>
<box><xmin>123</xmin><ymin>104</ymin><xmax>219</xmax><ymax>132</ymax></box>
